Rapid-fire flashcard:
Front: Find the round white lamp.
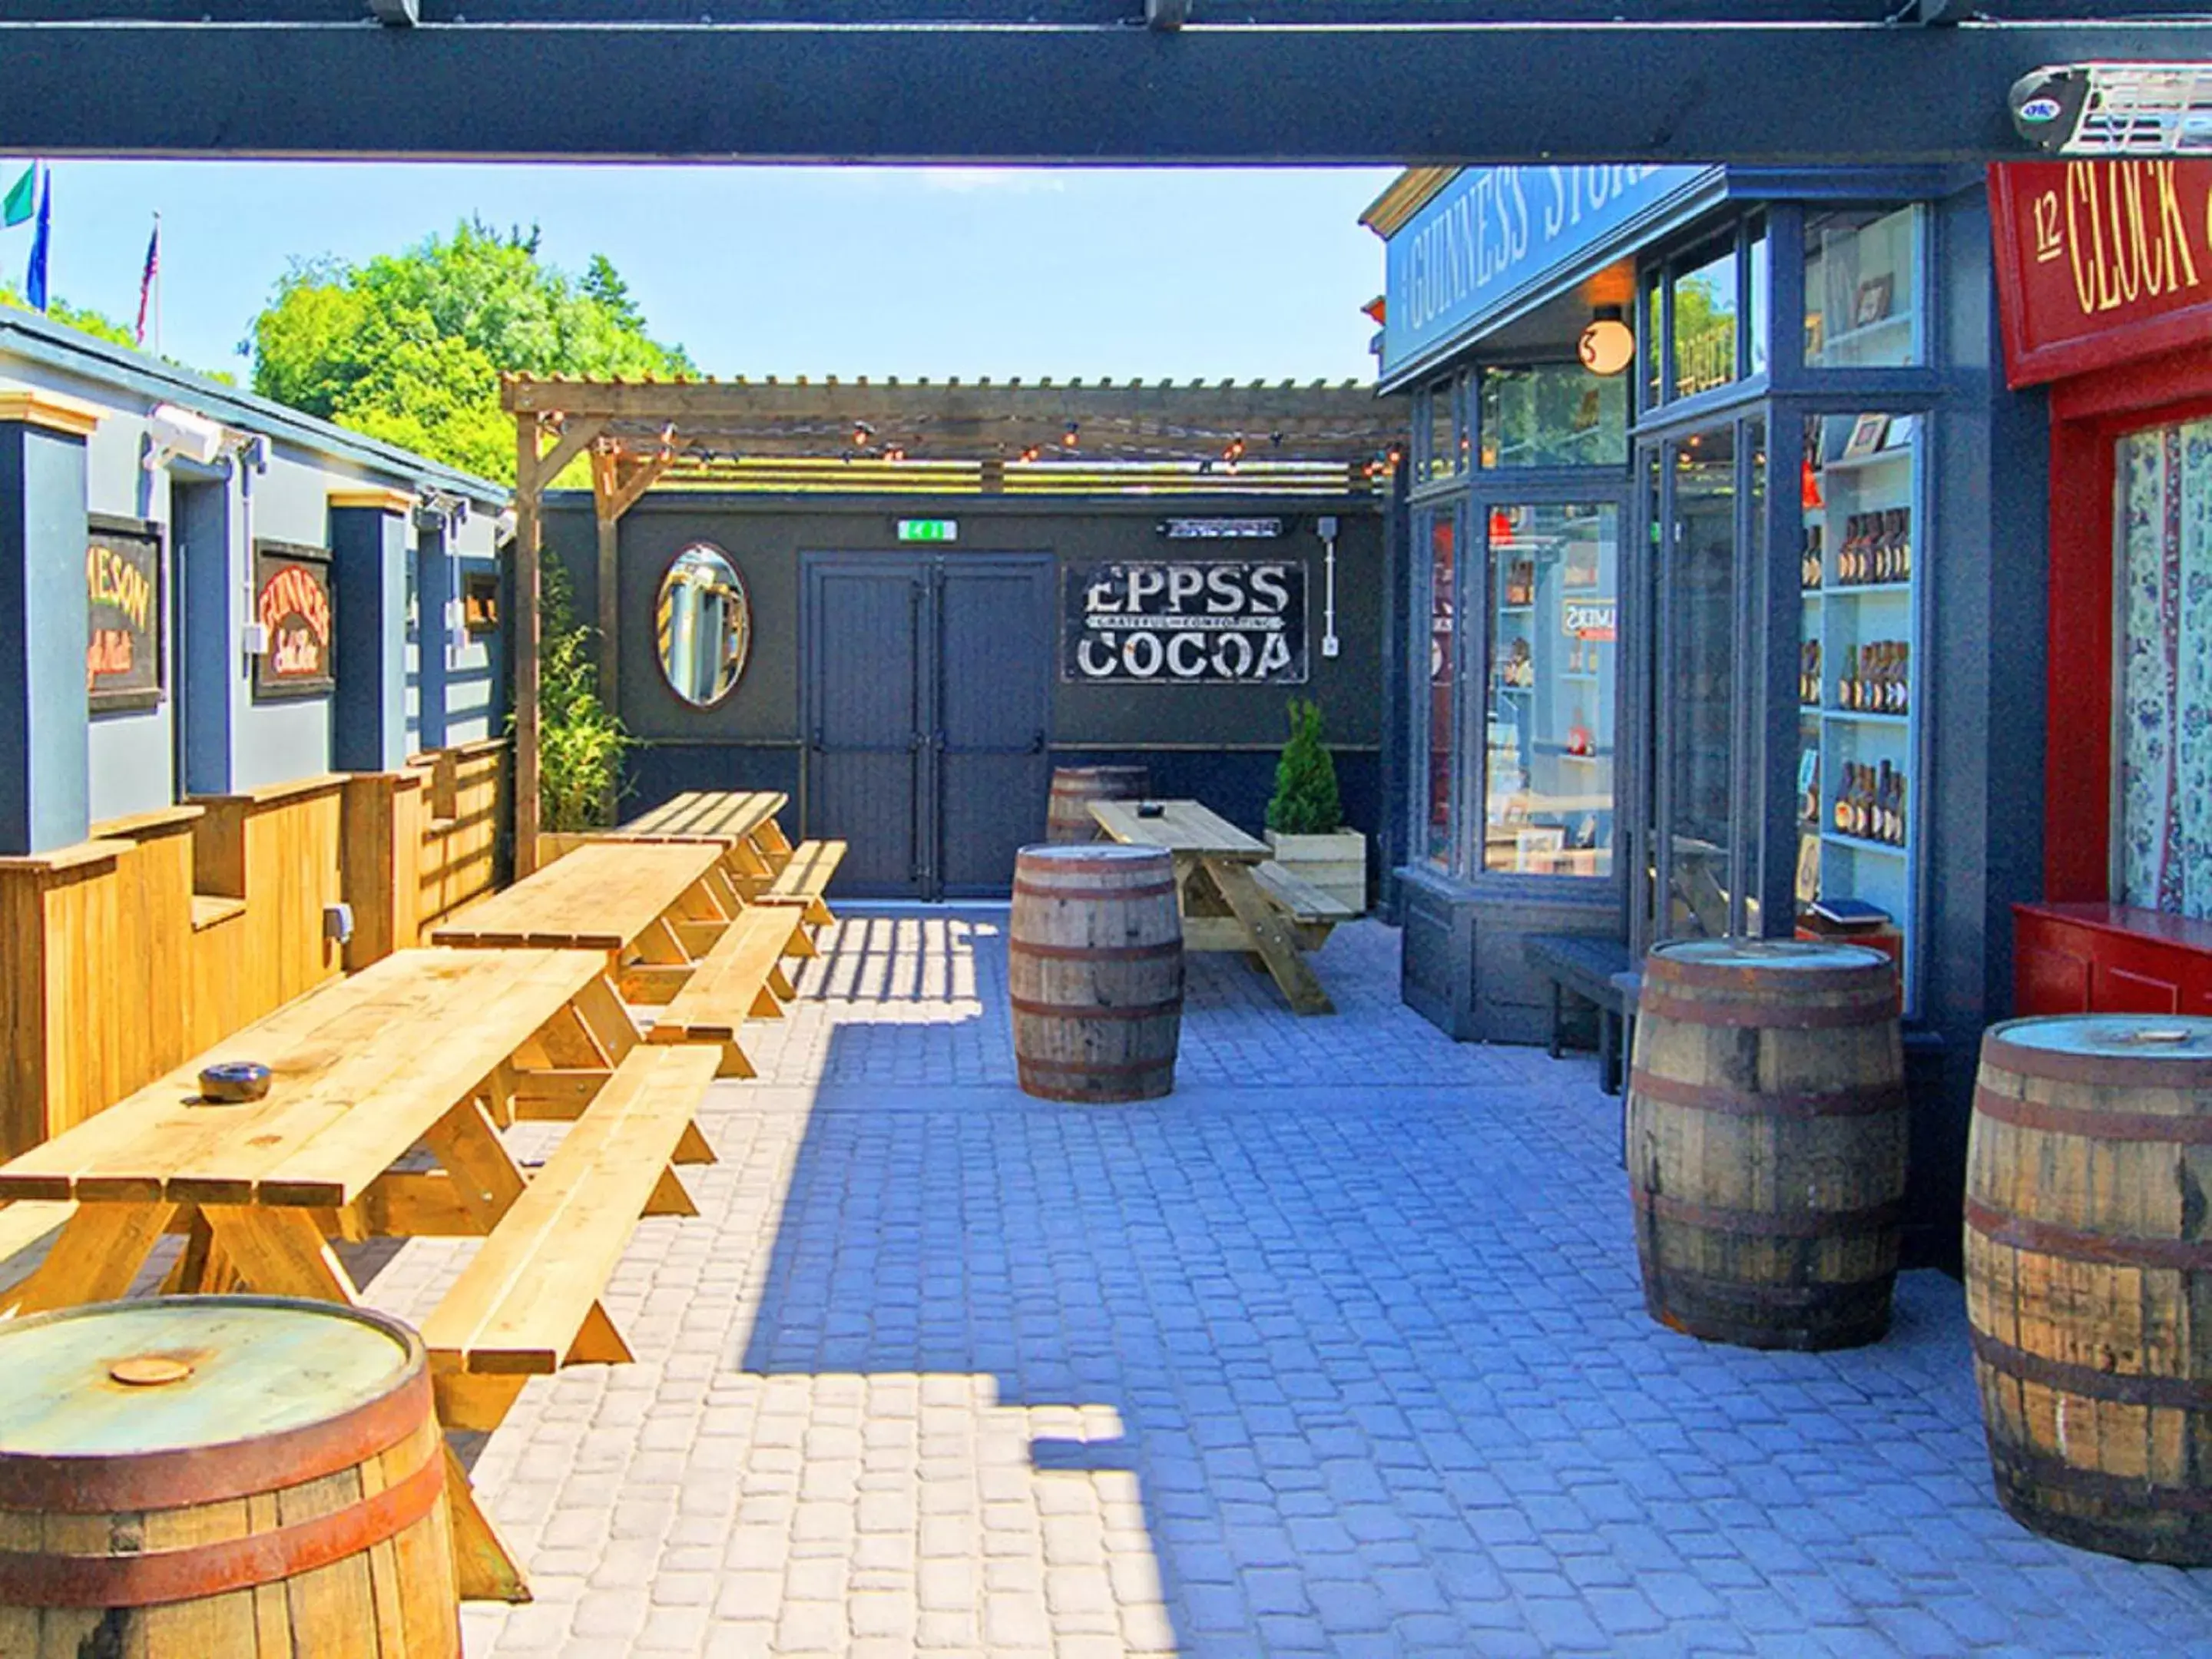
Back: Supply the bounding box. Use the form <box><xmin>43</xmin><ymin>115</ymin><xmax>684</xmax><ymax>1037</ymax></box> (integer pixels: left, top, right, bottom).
<box><xmin>1578</xmin><ymin>306</ymin><xmax>1635</xmax><ymax>377</ymax></box>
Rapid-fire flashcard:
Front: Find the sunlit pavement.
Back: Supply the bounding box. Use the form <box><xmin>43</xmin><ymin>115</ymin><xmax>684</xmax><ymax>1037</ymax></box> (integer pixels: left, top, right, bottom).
<box><xmin>355</xmin><ymin>912</ymin><xmax>2212</xmax><ymax>1657</ymax></box>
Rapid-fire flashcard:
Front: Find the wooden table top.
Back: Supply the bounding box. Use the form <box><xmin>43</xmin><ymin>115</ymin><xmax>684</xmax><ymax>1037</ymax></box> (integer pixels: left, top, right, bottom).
<box><xmin>0</xmin><ymin>948</ymin><xmax>608</xmax><ymax>1208</ymax></box>
<box><xmin>617</xmin><ymin>790</ymin><xmax>788</xmax><ymax>845</ymax></box>
<box><xmin>431</xmin><ymin>839</ymin><xmax>724</xmax><ymax>950</ymax></box>
<box><xmin>1090</xmin><ymin>799</ymin><xmax>1270</xmax><ymax>861</ymax></box>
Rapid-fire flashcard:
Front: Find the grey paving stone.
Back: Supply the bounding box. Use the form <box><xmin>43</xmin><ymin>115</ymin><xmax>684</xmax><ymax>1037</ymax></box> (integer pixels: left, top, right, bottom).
<box><xmin>320</xmin><ymin>912</ymin><xmax>2212</xmax><ymax>1659</ymax></box>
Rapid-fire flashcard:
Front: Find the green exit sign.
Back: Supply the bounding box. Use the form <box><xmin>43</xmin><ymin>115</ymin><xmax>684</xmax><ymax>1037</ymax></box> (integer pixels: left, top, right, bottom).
<box><xmin>896</xmin><ymin>519</ymin><xmax>958</xmax><ymax>543</ymax></box>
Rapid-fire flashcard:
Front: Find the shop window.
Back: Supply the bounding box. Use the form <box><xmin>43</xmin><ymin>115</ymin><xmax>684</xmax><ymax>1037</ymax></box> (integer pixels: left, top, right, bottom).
<box><xmin>1423</xmin><ymin>510</ymin><xmax>1458</xmax><ymax>869</ymax></box>
<box><xmin>1482</xmin><ymin>502</ymin><xmax>1620</xmax><ymax>876</ymax></box>
<box><xmin>1805</xmin><ymin>207</ymin><xmax>1922</xmax><ymax>369</ymax></box>
<box><xmin>2115</xmin><ymin>417</ymin><xmax>2212</xmax><ymax>917</ymax></box>
<box><xmin>1796</xmin><ymin>408</ymin><xmax>1924</xmax><ymax>989</ymax></box>
<box><xmin>1671</xmin><ymin>240</ymin><xmax>1738</xmax><ymax>399</ymax></box>
<box><xmin>462</xmin><ymin>571</ymin><xmax>499</xmax><ymax>634</ymax></box>
<box><xmin>1747</xmin><ymin>219</ymin><xmax>1770</xmax><ymax>380</ymax></box>
<box><xmin>1643</xmin><ymin>270</ymin><xmax>1664</xmax><ymax>416</ymax></box>
<box><xmin>1418</xmin><ymin>378</ymin><xmax>1460</xmax><ymax>485</ymax></box>
<box><xmin>1477</xmin><ymin>365</ymin><xmax>1628</xmax><ymax>469</ymax></box>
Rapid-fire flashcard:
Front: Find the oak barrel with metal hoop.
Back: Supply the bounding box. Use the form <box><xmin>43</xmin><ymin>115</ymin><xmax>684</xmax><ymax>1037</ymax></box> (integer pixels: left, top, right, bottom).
<box><xmin>1009</xmin><ymin>843</ymin><xmax>1183</xmax><ymax>1102</ymax></box>
<box><xmin>0</xmin><ymin>1296</ymin><xmax>458</xmax><ymax>1655</ymax></box>
<box><xmin>1045</xmin><ymin>766</ymin><xmax>1153</xmax><ymax>844</ymax></box>
<box><xmin>1968</xmin><ymin>1015</ymin><xmax>2212</xmax><ymax>1564</ymax></box>
<box><xmin>1626</xmin><ymin>939</ymin><xmax>1906</xmax><ymax>1350</ymax></box>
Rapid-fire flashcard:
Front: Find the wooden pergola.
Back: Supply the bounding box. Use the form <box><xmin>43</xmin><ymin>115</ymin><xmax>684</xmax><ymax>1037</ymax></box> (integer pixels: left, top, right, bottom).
<box><xmin>502</xmin><ymin>374</ymin><xmax>1406</xmax><ymax>869</ymax></box>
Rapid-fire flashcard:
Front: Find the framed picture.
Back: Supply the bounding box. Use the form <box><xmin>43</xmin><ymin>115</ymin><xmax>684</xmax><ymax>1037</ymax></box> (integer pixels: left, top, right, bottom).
<box><xmin>87</xmin><ymin>515</ymin><xmax>165</xmax><ymax>713</ymax></box>
<box><xmin>251</xmin><ymin>540</ymin><xmax>336</xmax><ymax>700</ymax></box>
<box><xmin>1841</xmin><ymin>412</ymin><xmax>1891</xmax><ymax>460</ymax></box>
<box><xmin>1882</xmin><ymin>412</ymin><xmax>1920</xmax><ymax>451</ymax></box>
<box><xmin>1853</xmin><ymin>273</ymin><xmax>1895</xmax><ymax>329</ymax></box>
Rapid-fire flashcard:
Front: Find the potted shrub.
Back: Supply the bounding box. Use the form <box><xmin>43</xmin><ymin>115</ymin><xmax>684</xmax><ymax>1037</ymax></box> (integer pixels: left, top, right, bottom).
<box><xmin>1264</xmin><ymin>697</ymin><xmax>1366</xmax><ymax>912</ymax></box>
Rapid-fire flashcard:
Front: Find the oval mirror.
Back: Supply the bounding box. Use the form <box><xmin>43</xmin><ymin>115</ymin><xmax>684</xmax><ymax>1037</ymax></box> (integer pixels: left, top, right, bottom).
<box><xmin>655</xmin><ymin>543</ymin><xmax>751</xmax><ymax>708</ymax></box>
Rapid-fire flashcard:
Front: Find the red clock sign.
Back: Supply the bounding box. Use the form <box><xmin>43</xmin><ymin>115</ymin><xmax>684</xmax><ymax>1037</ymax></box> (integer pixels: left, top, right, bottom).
<box><xmin>1990</xmin><ymin>160</ymin><xmax>2212</xmax><ymax>388</ymax></box>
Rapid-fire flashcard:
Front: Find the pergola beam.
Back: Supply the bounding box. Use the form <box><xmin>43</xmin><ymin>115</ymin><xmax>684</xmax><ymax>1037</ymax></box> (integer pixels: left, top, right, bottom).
<box><xmin>0</xmin><ymin>18</ymin><xmax>2201</xmax><ymax>164</ymax></box>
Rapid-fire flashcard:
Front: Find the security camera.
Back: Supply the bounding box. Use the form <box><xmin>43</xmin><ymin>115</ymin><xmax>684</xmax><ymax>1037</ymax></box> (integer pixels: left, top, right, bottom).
<box><xmin>146</xmin><ymin>402</ymin><xmax>224</xmax><ymax>467</ymax></box>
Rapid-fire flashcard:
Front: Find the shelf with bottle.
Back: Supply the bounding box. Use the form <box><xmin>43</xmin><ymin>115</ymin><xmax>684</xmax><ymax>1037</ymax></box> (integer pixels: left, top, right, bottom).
<box><xmin>1798</xmin><ymin>638</ymin><xmax>1822</xmax><ymax>707</ymax></box>
<box><xmin>1827</xmin><ymin>509</ymin><xmax>1914</xmax><ymax>586</ymax></box>
<box><xmin>1826</xmin><ymin>759</ymin><xmax>1908</xmax><ymax>849</ymax></box>
<box><xmin>1501</xmin><ymin>557</ymin><xmax>1538</xmax><ymax>608</ymax></box>
<box><xmin>1830</xmin><ymin>640</ymin><xmax>1909</xmax><ymax>717</ymax></box>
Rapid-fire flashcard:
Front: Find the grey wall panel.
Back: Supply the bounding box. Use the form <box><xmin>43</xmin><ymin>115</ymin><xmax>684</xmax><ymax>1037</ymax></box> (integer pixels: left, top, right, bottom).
<box><xmin>544</xmin><ymin>495</ymin><xmax>1386</xmax><ymax>753</ymax></box>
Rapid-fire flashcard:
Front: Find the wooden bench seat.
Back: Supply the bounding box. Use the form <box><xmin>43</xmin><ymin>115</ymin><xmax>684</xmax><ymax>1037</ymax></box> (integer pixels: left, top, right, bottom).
<box><xmin>1252</xmin><ymin>859</ymin><xmax>1357</xmax><ymax>925</ymax></box>
<box><xmin>647</xmin><ymin>906</ymin><xmax>800</xmax><ymax>1077</ymax></box>
<box><xmin>1523</xmin><ymin>933</ymin><xmax>1635</xmax><ymax>1096</ymax></box>
<box><xmin>760</xmin><ymin>838</ymin><xmax>845</xmax><ymax>931</ymax></box>
<box><xmin>0</xmin><ymin>1200</ymin><xmax>77</xmax><ymax>1301</ymax></box>
<box><xmin>420</xmin><ymin>1043</ymin><xmax>721</xmax><ymax>1431</ymax></box>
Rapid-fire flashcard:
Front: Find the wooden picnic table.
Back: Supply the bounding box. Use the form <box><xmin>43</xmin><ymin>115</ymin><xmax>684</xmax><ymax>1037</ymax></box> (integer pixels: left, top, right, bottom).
<box><xmin>0</xmin><ymin>944</ymin><xmax>671</xmax><ymax>1601</ymax></box>
<box><xmin>433</xmin><ymin>838</ymin><xmax>731</xmax><ymax>955</ymax></box>
<box><xmin>1090</xmin><ymin>798</ymin><xmax>1336</xmax><ymax>1015</ymax></box>
<box><xmin>612</xmin><ymin>788</ymin><xmax>795</xmax><ymax>897</ymax></box>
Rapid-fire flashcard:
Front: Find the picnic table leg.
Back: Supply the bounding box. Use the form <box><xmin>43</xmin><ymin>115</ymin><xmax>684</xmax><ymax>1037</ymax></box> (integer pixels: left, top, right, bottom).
<box><xmin>2</xmin><ymin>1200</ymin><xmax>177</xmax><ymax>1316</ymax></box>
<box><xmin>1204</xmin><ymin>857</ymin><xmax>1336</xmax><ymax>1016</ymax></box>
<box><xmin>571</xmin><ymin>975</ymin><xmax>643</xmax><ymax>1062</ymax></box>
<box><xmin>202</xmin><ymin>1206</ymin><xmax>363</xmax><ymax>1304</ymax></box>
<box><xmin>1548</xmin><ymin>982</ymin><xmax>1565</xmax><ymax>1060</ymax></box>
<box><xmin>421</xmin><ymin>1099</ymin><xmax>531</xmax><ymax>1231</ymax></box>
<box><xmin>443</xmin><ymin>1442</ymin><xmax>534</xmax><ymax>1604</ymax></box>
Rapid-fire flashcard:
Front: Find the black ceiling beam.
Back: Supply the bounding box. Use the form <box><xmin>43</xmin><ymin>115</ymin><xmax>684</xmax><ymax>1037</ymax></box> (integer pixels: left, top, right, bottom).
<box><xmin>7</xmin><ymin>2</ymin><xmax>2195</xmax><ymax>18</ymax></box>
<box><xmin>0</xmin><ymin>19</ymin><xmax>2199</xmax><ymax>164</ymax></box>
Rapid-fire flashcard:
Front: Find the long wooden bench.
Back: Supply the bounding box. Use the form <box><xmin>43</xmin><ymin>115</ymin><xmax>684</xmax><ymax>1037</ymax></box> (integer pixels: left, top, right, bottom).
<box><xmin>1523</xmin><ymin>933</ymin><xmax>1634</xmax><ymax>1096</ymax></box>
<box><xmin>1252</xmin><ymin>859</ymin><xmax>1356</xmax><ymax>951</ymax></box>
<box><xmin>760</xmin><ymin>838</ymin><xmax>846</xmax><ymax>934</ymax></box>
<box><xmin>647</xmin><ymin>906</ymin><xmax>802</xmax><ymax>1077</ymax></box>
<box><xmin>420</xmin><ymin>1043</ymin><xmax>721</xmax><ymax>1433</ymax></box>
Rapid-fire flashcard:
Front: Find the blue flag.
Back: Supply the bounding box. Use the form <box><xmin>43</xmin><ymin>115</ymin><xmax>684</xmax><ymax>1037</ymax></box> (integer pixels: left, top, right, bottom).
<box><xmin>25</xmin><ymin>168</ymin><xmax>47</xmax><ymax>312</ymax></box>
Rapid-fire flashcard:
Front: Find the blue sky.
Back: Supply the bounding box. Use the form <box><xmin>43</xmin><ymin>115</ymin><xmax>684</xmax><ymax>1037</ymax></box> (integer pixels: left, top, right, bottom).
<box><xmin>6</xmin><ymin>161</ymin><xmax>1397</xmax><ymax>388</ymax></box>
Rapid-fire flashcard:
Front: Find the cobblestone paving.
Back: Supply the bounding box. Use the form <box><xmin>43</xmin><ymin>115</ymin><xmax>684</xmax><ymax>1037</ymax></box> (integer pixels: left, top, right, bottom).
<box><xmin>350</xmin><ymin>911</ymin><xmax>2212</xmax><ymax>1656</ymax></box>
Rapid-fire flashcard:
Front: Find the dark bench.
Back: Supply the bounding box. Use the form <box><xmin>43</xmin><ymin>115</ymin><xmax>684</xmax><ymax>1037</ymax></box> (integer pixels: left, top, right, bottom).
<box><xmin>1523</xmin><ymin>934</ymin><xmax>1635</xmax><ymax>1095</ymax></box>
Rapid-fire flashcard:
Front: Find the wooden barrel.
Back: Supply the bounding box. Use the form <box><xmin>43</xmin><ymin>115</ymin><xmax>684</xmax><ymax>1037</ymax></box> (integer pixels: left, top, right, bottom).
<box><xmin>1967</xmin><ymin>1015</ymin><xmax>2212</xmax><ymax>1564</ymax></box>
<box><xmin>1009</xmin><ymin>843</ymin><xmax>1183</xmax><ymax>1102</ymax></box>
<box><xmin>1045</xmin><ymin>766</ymin><xmax>1152</xmax><ymax>844</ymax></box>
<box><xmin>1626</xmin><ymin>939</ymin><xmax>1906</xmax><ymax>1351</ymax></box>
<box><xmin>0</xmin><ymin>1296</ymin><xmax>458</xmax><ymax>1656</ymax></box>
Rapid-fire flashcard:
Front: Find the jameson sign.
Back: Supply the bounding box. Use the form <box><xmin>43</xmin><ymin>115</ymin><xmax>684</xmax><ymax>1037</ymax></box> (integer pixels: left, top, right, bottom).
<box><xmin>1063</xmin><ymin>560</ymin><xmax>1306</xmax><ymax>684</ymax></box>
<box><xmin>253</xmin><ymin>540</ymin><xmax>336</xmax><ymax>699</ymax></box>
<box><xmin>87</xmin><ymin>517</ymin><xmax>163</xmax><ymax>711</ymax></box>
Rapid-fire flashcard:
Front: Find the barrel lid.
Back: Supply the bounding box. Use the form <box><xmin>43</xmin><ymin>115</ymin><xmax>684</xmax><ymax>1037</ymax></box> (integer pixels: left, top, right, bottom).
<box><xmin>0</xmin><ymin>1297</ymin><xmax>417</xmax><ymax>1459</ymax></box>
<box><xmin>1018</xmin><ymin>842</ymin><xmax>1169</xmax><ymax>865</ymax></box>
<box><xmin>1650</xmin><ymin>939</ymin><xmax>1888</xmax><ymax>974</ymax></box>
<box><xmin>1983</xmin><ymin>1015</ymin><xmax>2212</xmax><ymax>1079</ymax></box>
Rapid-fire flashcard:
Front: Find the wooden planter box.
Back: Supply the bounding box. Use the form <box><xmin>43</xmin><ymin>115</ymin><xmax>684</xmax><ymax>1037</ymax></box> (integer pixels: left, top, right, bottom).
<box><xmin>1265</xmin><ymin>829</ymin><xmax>1366</xmax><ymax>914</ymax></box>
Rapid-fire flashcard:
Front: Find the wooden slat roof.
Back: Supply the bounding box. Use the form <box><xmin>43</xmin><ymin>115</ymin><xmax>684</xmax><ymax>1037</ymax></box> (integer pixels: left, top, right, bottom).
<box><xmin>502</xmin><ymin>373</ymin><xmax>1403</xmax><ymax>469</ymax></box>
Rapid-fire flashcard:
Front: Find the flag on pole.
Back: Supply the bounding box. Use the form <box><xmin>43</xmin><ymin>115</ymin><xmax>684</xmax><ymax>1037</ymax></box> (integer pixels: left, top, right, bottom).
<box><xmin>25</xmin><ymin>169</ymin><xmax>49</xmax><ymax>313</ymax></box>
<box><xmin>135</xmin><ymin>219</ymin><xmax>160</xmax><ymax>345</ymax></box>
<box><xmin>2</xmin><ymin>164</ymin><xmax>33</xmax><ymax>228</ymax></box>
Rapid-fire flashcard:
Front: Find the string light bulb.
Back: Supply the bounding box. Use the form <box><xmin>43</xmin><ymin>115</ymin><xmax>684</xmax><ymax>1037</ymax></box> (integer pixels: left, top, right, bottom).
<box><xmin>1061</xmin><ymin>421</ymin><xmax>1080</xmax><ymax>449</ymax></box>
<box><xmin>853</xmin><ymin>419</ymin><xmax>874</xmax><ymax>448</ymax></box>
<box><xmin>1019</xmin><ymin>445</ymin><xmax>1041</xmax><ymax>464</ymax></box>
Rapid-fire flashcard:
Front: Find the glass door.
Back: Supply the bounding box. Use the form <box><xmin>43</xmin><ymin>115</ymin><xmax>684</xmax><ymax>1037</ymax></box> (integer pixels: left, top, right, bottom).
<box><xmin>1475</xmin><ymin>499</ymin><xmax>1624</xmax><ymax>879</ymax></box>
<box><xmin>1661</xmin><ymin>424</ymin><xmax>1740</xmax><ymax>939</ymax></box>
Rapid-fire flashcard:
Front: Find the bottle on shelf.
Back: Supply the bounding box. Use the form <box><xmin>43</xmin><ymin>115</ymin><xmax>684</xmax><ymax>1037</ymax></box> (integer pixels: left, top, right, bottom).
<box><xmin>1801</xmin><ymin>640</ymin><xmax>1821</xmax><ymax>707</ymax></box>
<box><xmin>1876</xmin><ymin>761</ymin><xmax>1894</xmax><ymax>841</ymax></box>
<box><xmin>1803</xmin><ymin>525</ymin><xmax>1823</xmax><ymax>591</ymax></box>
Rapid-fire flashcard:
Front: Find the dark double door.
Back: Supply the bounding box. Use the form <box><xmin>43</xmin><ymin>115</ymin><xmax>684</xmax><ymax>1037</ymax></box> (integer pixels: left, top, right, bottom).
<box><xmin>803</xmin><ymin>552</ymin><xmax>1054</xmax><ymax>899</ymax></box>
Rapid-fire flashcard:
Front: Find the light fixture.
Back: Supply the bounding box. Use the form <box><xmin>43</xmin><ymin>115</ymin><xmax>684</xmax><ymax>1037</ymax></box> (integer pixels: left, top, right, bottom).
<box><xmin>1061</xmin><ymin>421</ymin><xmax>1080</xmax><ymax>449</ymax></box>
<box><xmin>1578</xmin><ymin>306</ymin><xmax>1634</xmax><ymax>378</ymax></box>
<box><xmin>2011</xmin><ymin>63</ymin><xmax>2212</xmax><ymax>155</ymax></box>
<box><xmin>1018</xmin><ymin>445</ymin><xmax>1041</xmax><ymax>464</ymax></box>
<box><xmin>853</xmin><ymin>419</ymin><xmax>874</xmax><ymax>448</ymax></box>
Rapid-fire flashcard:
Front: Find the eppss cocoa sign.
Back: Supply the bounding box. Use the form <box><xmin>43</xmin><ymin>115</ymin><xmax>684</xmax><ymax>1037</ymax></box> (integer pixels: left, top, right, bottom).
<box><xmin>1062</xmin><ymin>561</ymin><xmax>1306</xmax><ymax>685</ymax></box>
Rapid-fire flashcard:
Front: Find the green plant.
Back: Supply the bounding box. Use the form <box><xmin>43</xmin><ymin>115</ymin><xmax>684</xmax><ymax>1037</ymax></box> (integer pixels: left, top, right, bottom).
<box><xmin>532</xmin><ymin>559</ymin><xmax>631</xmax><ymax>830</ymax></box>
<box><xmin>1267</xmin><ymin>697</ymin><xmax>1343</xmax><ymax>836</ymax></box>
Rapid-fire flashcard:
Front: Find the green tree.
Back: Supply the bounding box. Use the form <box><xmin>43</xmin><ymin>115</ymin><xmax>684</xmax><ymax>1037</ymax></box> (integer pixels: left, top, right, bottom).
<box><xmin>1267</xmin><ymin>697</ymin><xmax>1343</xmax><ymax>836</ymax></box>
<box><xmin>250</xmin><ymin>220</ymin><xmax>691</xmax><ymax>481</ymax></box>
<box><xmin>0</xmin><ymin>282</ymin><xmax>233</xmax><ymax>382</ymax></box>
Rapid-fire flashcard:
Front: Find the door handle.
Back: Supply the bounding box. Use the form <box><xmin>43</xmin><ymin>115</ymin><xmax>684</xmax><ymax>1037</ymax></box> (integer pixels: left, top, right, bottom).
<box><xmin>810</xmin><ymin>727</ymin><xmax>825</xmax><ymax>753</ymax></box>
<box><xmin>1029</xmin><ymin>729</ymin><xmax>1046</xmax><ymax>755</ymax></box>
<box><xmin>911</xmin><ymin>732</ymin><xmax>927</xmax><ymax>752</ymax></box>
<box><xmin>932</xmin><ymin>730</ymin><xmax>948</xmax><ymax>752</ymax></box>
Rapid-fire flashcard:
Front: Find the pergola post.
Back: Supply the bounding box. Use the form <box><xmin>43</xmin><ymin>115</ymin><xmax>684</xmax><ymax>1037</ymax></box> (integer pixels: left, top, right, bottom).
<box><xmin>588</xmin><ymin>445</ymin><xmax>679</xmax><ymax>707</ymax></box>
<box><xmin>513</xmin><ymin>414</ymin><xmax>543</xmax><ymax>876</ymax></box>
